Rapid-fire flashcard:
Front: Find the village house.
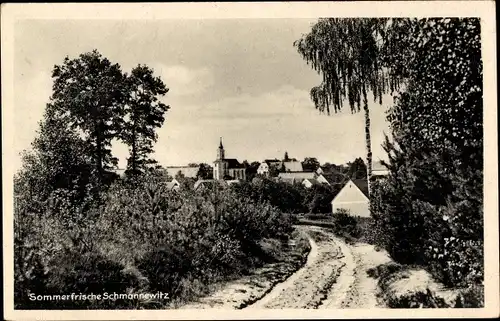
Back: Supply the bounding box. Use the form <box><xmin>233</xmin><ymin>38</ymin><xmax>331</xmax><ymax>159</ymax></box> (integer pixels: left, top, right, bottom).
<box><xmin>277</xmin><ymin>171</ymin><xmax>330</xmax><ymax>188</ymax></box>
<box><xmin>166</xmin><ymin>178</ymin><xmax>181</xmax><ymax>191</ymax></box>
<box><xmin>331</xmin><ymin>179</ymin><xmax>370</xmax><ymax>217</ymax></box>
<box><xmin>282</xmin><ymin>160</ymin><xmax>303</xmax><ymax>172</ymax></box>
<box><xmin>257</xmin><ymin>159</ymin><xmax>281</xmax><ymax>176</ymax></box>
<box><xmin>372</xmin><ymin>160</ymin><xmax>389</xmax><ymax>178</ymax></box>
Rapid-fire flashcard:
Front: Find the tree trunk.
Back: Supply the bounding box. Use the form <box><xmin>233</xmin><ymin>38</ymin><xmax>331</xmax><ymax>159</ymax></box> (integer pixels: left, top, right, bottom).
<box><xmin>95</xmin><ymin>120</ymin><xmax>104</xmax><ymax>186</ymax></box>
<box><xmin>132</xmin><ymin>123</ymin><xmax>136</xmax><ymax>175</ymax></box>
<box><xmin>362</xmin><ymin>84</ymin><xmax>373</xmax><ymax>198</ymax></box>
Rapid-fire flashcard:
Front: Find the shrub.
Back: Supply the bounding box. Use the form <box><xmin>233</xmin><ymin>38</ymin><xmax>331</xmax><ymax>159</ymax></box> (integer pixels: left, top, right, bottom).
<box><xmin>386</xmin><ymin>289</ymin><xmax>450</xmax><ymax>308</ymax></box>
<box><xmin>15</xmin><ymin>171</ymin><xmax>295</xmax><ymax>308</ymax></box>
<box><xmin>331</xmin><ymin>209</ymin><xmax>361</xmax><ymax>240</ymax></box>
<box><xmin>454</xmin><ymin>285</ymin><xmax>484</xmax><ymax>308</ymax></box>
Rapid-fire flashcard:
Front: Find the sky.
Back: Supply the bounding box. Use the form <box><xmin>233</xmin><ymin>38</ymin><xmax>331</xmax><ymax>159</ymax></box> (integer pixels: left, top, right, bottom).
<box><xmin>14</xmin><ymin>19</ymin><xmax>392</xmax><ymax>170</ymax></box>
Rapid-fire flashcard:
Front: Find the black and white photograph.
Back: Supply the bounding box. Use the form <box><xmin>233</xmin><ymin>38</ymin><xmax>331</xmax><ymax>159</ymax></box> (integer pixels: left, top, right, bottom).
<box><xmin>2</xmin><ymin>2</ymin><xmax>498</xmax><ymax>319</ymax></box>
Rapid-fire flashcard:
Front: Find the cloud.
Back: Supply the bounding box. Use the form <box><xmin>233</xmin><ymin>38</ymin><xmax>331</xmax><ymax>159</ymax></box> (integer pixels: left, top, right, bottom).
<box><xmin>150</xmin><ymin>64</ymin><xmax>214</xmax><ymax>97</ymax></box>
<box><xmin>198</xmin><ymin>85</ymin><xmax>315</xmax><ymax>120</ymax></box>
<box><xmin>153</xmin><ymin>84</ymin><xmax>391</xmax><ymax>167</ymax></box>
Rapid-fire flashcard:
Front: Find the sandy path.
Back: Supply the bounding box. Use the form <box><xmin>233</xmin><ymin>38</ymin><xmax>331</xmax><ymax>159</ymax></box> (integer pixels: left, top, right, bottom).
<box><xmin>180</xmin><ymin>226</ymin><xmax>393</xmax><ymax>309</ymax></box>
<box><xmin>246</xmin><ymin>226</ymin><xmax>393</xmax><ymax>309</ymax></box>
<box><xmin>245</xmin><ymin>226</ymin><xmax>345</xmax><ymax>309</ymax></box>
<box><xmin>247</xmin><ymin>234</ymin><xmax>319</xmax><ymax>308</ymax></box>
<box><xmin>321</xmin><ymin>241</ymin><xmax>392</xmax><ymax>309</ymax></box>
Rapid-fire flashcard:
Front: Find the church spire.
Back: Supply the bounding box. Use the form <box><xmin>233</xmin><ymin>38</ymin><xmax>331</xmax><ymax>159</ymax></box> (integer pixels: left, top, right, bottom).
<box><xmin>217</xmin><ymin>137</ymin><xmax>225</xmax><ymax>160</ymax></box>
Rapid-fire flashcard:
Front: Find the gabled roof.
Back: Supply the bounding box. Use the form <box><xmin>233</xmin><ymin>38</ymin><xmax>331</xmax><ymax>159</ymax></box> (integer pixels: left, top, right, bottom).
<box><xmin>282</xmin><ymin>161</ymin><xmax>303</xmax><ymax>172</ymax></box>
<box><xmin>372</xmin><ymin>160</ymin><xmax>389</xmax><ymax>176</ymax></box>
<box><xmin>194</xmin><ymin>179</ymin><xmax>233</xmax><ymax>190</ymax></box>
<box><xmin>165</xmin><ymin>166</ymin><xmax>199</xmax><ymax>178</ymax></box>
<box><xmin>166</xmin><ymin>180</ymin><xmax>180</xmax><ymax>191</ymax></box>
<box><xmin>303</xmin><ymin>178</ymin><xmax>320</xmax><ymax>186</ymax></box>
<box><xmin>225</xmin><ymin>158</ymin><xmax>244</xmax><ymax>169</ymax></box>
<box><xmin>372</xmin><ymin>160</ymin><xmax>387</xmax><ymax>171</ymax></box>
<box><xmin>278</xmin><ymin>172</ymin><xmax>316</xmax><ymax>180</ymax></box>
<box><xmin>278</xmin><ymin>177</ymin><xmax>297</xmax><ymax>184</ymax></box>
<box><xmin>352</xmin><ymin>179</ymin><xmax>369</xmax><ymax>197</ymax></box>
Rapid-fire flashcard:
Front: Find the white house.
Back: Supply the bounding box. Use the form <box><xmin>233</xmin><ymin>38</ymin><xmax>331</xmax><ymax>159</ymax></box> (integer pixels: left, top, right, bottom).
<box><xmin>166</xmin><ymin>178</ymin><xmax>181</xmax><ymax>191</ymax></box>
<box><xmin>257</xmin><ymin>162</ymin><xmax>269</xmax><ymax>175</ymax></box>
<box><xmin>257</xmin><ymin>159</ymin><xmax>281</xmax><ymax>176</ymax></box>
<box><xmin>331</xmin><ymin>179</ymin><xmax>370</xmax><ymax>217</ymax></box>
<box><xmin>372</xmin><ymin>160</ymin><xmax>389</xmax><ymax>177</ymax></box>
<box><xmin>302</xmin><ymin>178</ymin><xmax>320</xmax><ymax>189</ymax></box>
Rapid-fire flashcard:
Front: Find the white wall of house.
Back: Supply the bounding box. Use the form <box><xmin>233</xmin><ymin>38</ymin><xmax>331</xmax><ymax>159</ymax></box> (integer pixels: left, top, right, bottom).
<box><xmin>316</xmin><ymin>174</ymin><xmax>330</xmax><ymax>185</ymax></box>
<box><xmin>331</xmin><ymin>180</ymin><xmax>370</xmax><ymax>217</ymax></box>
<box><xmin>302</xmin><ymin>179</ymin><xmax>313</xmax><ymax>188</ymax></box>
<box><xmin>257</xmin><ymin>163</ymin><xmax>269</xmax><ymax>175</ymax></box>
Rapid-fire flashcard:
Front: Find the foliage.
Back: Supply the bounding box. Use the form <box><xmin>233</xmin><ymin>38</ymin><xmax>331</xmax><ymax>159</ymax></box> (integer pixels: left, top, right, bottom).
<box><xmin>121</xmin><ymin>65</ymin><xmax>169</xmax><ymax>176</ymax></box>
<box><xmin>197</xmin><ymin>163</ymin><xmax>213</xmax><ymax>180</ymax></box>
<box><xmin>243</xmin><ymin>160</ymin><xmax>261</xmax><ymax>182</ymax></box>
<box><xmin>294</xmin><ymin>19</ymin><xmax>398</xmax><ymax>191</ymax></box>
<box><xmin>330</xmin><ymin>209</ymin><xmax>361</xmax><ymax>241</ymax></box>
<box><xmin>302</xmin><ymin>183</ymin><xmax>338</xmax><ymax>213</ymax></box>
<box><xmin>50</xmin><ymin>50</ymin><xmax>126</xmax><ymax>183</ymax></box>
<box><xmin>14</xmin><ymin>170</ymin><xmax>294</xmax><ymax>309</ymax></box>
<box><xmin>370</xmin><ymin>18</ymin><xmax>483</xmax><ymax>288</ymax></box>
<box><xmin>302</xmin><ymin>157</ymin><xmax>320</xmax><ymax>172</ymax></box>
<box><xmin>385</xmin><ymin>290</ymin><xmax>450</xmax><ymax>308</ymax></box>
<box><xmin>347</xmin><ymin>157</ymin><xmax>367</xmax><ymax>180</ymax></box>
<box><xmin>232</xmin><ymin>178</ymin><xmax>308</xmax><ymax>214</ymax></box>
<box><xmin>454</xmin><ymin>285</ymin><xmax>484</xmax><ymax>308</ymax></box>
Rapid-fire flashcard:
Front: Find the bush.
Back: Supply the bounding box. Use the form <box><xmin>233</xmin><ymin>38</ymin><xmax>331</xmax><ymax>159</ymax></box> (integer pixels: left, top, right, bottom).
<box><xmin>386</xmin><ymin>289</ymin><xmax>450</xmax><ymax>308</ymax></box>
<box><xmin>454</xmin><ymin>285</ymin><xmax>484</xmax><ymax>308</ymax></box>
<box><xmin>331</xmin><ymin>209</ymin><xmax>361</xmax><ymax>240</ymax></box>
<box><xmin>14</xmin><ymin>171</ymin><xmax>295</xmax><ymax>309</ymax></box>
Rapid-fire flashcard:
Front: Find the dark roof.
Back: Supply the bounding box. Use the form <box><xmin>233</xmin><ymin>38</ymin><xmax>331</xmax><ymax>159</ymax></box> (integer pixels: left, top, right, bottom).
<box><xmin>225</xmin><ymin>158</ymin><xmax>244</xmax><ymax>169</ymax></box>
<box><xmin>352</xmin><ymin>179</ymin><xmax>369</xmax><ymax>197</ymax></box>
<box><xmin>322</xmin><ymin>172</ymin><xmax>348</xmax><ymax>185</ymax></box>
<box><xmin>264</xmin><ymin>159</ymin><xmax>281</xmax><ymax>164</ymax></box>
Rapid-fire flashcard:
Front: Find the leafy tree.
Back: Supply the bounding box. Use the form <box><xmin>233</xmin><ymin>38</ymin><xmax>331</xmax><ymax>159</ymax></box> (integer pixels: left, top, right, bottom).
<box><xmin>371</xmin><ymin>18</ymin><xmax>483</xmax><ymax>287</ymax></box>
<box><xmin>284</xmin><ymin>151</ymin><xmax>290</xmax><ymax>162</ymax></box>
<box><xmin>14</xmin><ymin>106</ymin><xmax>94</xmax><ymax>207</ymax></box>
<box><xmin>243</xmin><ymin>160</ymin><xmax>260</xmax><ymax>182</ymax></box>
<box><xmin>121</xmin><ymin>65</ymin><xmax>169</xmax><ymax>177</ymax></box>
<box><xmin>50</xmin><ymin>50</ymin><xmax>127</xmax><ymax>185</ymax></box>
<box><xmin>302</xmin><ymin>157</ymin><xmax>320</xmax><ymax>172</ymax></box>
<box><xmin>348</xmin><ymin>157</ymin><xmax>367</xmax><ymax>180</ymax></box>
<box><xmin>294</xmin><ymin>19</ymin><xmax>400</xmax><ymax>196</ymax></box>
<box><xmin>268</xmin><ymin>164</ymin><xmax>281</xmax><ymax>178</ymax></box>
<box><xmin>197</xmin><ymin>163</ymin><xmax>213</xmax><ymax>180</ymax></box>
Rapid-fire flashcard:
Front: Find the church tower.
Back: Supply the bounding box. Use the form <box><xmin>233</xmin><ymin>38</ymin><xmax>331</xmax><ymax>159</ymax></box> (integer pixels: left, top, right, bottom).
<box><xmin>214</xmin><ymin>137</ymin><xmax>226</xmax><ymax>180</ymax></box>
<box><xmin>217</xmin><ymin>137</ymin><xmax>225</xmax><ymax>160</ymax></box>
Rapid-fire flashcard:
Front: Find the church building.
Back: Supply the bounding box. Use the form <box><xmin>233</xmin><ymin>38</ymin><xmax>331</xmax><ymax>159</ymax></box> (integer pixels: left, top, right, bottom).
<box><xmin>213</xmin><ymin>138</ymin><xmax>246</xmax><ymax>180</ymax></box>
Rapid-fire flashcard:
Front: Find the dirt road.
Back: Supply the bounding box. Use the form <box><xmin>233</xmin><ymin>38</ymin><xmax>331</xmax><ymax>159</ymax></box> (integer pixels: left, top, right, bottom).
<box><xmin>181</xmin><ymin>225</ymin><xmax>392</xmax><ymax>309</ymax></box>
<box><xmin>246</xmin><ymin>226</ymin><xmax>392</xmax><ymax>309</ymax></box>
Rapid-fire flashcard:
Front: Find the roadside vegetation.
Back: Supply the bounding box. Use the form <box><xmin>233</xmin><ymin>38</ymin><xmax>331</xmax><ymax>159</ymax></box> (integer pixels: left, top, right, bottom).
<box><xmin>295</xmin><ymin>18</ymin><xmax>483</xmax><ymax>307</ymax></box>
<box><xmin>13</xmin><ymin>51</ymin><xmax>299</xmax><ymax>309</ymax></box>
